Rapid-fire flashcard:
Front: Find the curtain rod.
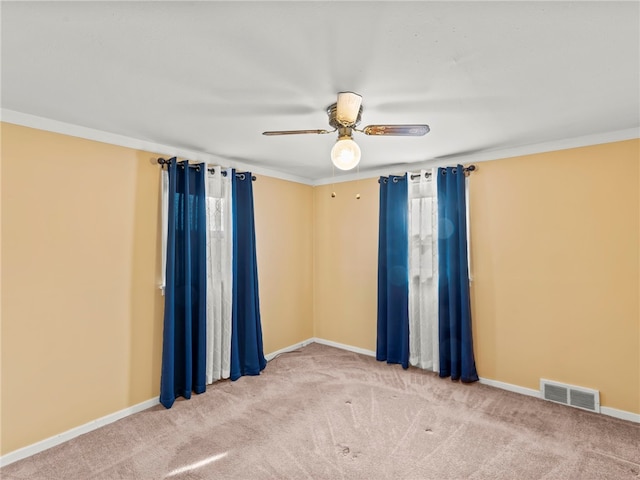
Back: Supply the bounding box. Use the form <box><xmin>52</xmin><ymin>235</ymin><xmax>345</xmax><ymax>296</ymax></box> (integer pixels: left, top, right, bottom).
<box><xmin>157</xmin><ymin>157</ymin><xmax>256</xmax><ymax>181</ymax></box>
<box><xmin>379</xmin><ymin>165</ymin><xmax>477</xmax><ymax>183</ymax></box>
<box><xmin>410</xmin><ymin>164</ymin><xmax>476</xmax><ymax>180</ymax></box>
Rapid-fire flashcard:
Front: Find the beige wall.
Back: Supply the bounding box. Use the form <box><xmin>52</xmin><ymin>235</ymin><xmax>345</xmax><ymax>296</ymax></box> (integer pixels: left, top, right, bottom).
<box><xmin>253</xmin><ymin>176</ymin><xmax>314</xmax><ymax>354</ymax></box>
<box><xmin>313</xmin><ymin>178</ymin><xmax>379</xmax><ymax>350</ymax></box>
<box><xmin>313</xmin><ymin>140</ymin><xmax>639</xmax><ymax>415</ymax></box>
<box><xmin>1</xmin><ymin>123</ymin><xmax>166</xmax><ymax>455</ymax></box>
<box><xmin>469</xmin><ymin>140</ymin><xmax>639</xmax><ymax>414</ymax></box>
<box><xmin>0</xmin><ymin>123</ymin><xmax>314</xmax><ymax>454</ymax></box>
<box><xmin>1</xmin><ymin>122</ymin><xmax>638</xmax><ymax>456</ymax></box>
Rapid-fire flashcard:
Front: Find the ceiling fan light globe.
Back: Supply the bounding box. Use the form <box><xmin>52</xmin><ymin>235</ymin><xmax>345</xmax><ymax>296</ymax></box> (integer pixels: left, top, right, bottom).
<box><xmin>331</xmin><ymin>138</ymin><xmax>361</xmax><ymax>170</ymax></box>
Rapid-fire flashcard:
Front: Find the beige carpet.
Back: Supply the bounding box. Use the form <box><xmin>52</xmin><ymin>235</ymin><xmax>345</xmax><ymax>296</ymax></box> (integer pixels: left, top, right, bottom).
<box><xmin>2</xmin><ymin>343</ymin><xmax>639</xmax><ymax>479</ymax></box>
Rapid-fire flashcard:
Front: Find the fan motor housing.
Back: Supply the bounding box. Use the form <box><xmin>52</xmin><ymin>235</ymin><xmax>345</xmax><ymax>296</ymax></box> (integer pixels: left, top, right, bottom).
<box><xmin>327</xmin><ymin>102</ymin><xmax>363</xmax><ymax>128</ymax></box>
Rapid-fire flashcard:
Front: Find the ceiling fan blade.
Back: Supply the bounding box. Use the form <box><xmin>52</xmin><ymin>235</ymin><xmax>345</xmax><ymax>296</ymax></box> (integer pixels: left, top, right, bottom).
<box><xmin>336</xmin><ymin>92</ymin><xmax>363</xmax><ymax>125</ymax></box>
<box><xmin>363</xmin><ymin>124</ymin><xmax>430</xmax><ymax>136</ymax></box>
<box><xmin>262</xmin><ymin>129</ymin><xmax>332</xmax><ymax>136</ymax></box>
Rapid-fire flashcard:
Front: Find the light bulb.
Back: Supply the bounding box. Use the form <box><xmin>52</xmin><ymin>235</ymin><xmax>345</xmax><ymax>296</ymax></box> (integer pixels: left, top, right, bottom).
<box><xmin>331</xmin><ymin>138</ymin><xmax>361</xmax><ymax>170</ymax></box>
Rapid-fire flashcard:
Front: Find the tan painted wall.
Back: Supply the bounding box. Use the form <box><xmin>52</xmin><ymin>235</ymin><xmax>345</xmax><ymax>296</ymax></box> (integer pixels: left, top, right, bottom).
<box><xmin>313</xmin><ymin>178</ymin><xmax>379</xmax><ymax>350</ymax></box>
<box><xmin>1</xmin><ymin>122</ymin><xmax>638</xmax><ymax>456</ymax></box>
<box><xmin>0</xmin><ymin>123</ymin><xmax>314</xmax><ymax>454</ymax></box>
<box><xmin>1</xmin><ymin>123</ymin><xmax>165</xmax><ymax>454</ymax></box>
<box><xmin>469</xmin><ymin>140</ymin><xmax>639</xmax><ymax>414</ymax></box>
<box><xmin>0</xmin><ymin>124</ymin><xmax>3</xmax><ymax>454</ymax></box>
<box><xmin>312</xmin><ymin>140</ymin><xmax>639</xmax><ymax>415</ymax></box>
<box><xmin>253</xmin><ymin>176</ymin><xmax>314</xmax><ymax>354</ymax></box>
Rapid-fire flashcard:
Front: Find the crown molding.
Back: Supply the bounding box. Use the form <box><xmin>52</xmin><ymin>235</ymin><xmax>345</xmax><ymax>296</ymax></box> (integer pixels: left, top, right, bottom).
<box><xmin>3</xmin><ymin>109</ymin><xmax>636</xmax><ymax>188</ymax></box>
<box><xmin>0</xmin><ymin>109</ymin><xmax>315</xmax><ymax>186</ymax></box>
<box><xmin>311</xmin><ymin>127</ymin><xmax>640</xmax><ymax>186</ymax></box>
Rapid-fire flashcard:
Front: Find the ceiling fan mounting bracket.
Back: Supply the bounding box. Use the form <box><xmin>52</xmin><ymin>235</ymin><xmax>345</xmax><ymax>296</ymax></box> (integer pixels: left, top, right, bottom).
<box><xmin>327</xmin><ymin>102</ymin><xmax>363</xmax><ymax>129</ymax></box>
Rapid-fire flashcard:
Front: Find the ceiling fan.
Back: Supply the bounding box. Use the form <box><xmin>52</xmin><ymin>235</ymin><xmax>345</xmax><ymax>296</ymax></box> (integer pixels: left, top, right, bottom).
<box><xmin>263</xmin><ymin>92</ymin><xmax>430</xmax><ymax>170</ymax></box>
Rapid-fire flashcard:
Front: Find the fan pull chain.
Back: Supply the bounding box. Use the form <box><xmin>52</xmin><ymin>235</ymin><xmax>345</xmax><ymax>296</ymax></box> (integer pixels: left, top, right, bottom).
<box><xmin>355</xmin><ymin>164</ymin><xmax>361</xmax><ymax>200</ymax></box>
<box><xmin>331</xmin><ymin>163</ymin><xmax>336</xmax><ymax>198</ymax></box>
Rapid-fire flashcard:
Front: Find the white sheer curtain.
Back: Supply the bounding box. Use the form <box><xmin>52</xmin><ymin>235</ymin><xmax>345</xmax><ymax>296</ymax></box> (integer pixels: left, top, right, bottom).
<box><xmin>161</xmin><ymin>165</ymin><xmax>233</xmax><ymax>384</ymax></box>
<box><xmin>205</xmin><ymin>167</ymin><xmax>233</xmax><ymax>383</ymax></box>
<box><xmin>408</xmin><ymin>168</ymin><xmax>439</xmax><ymax>371</ymax></box>
<box><xmin>161</xmin><ymin>169</ymin><xmax>169</xmax><ymax>294</ymax></box>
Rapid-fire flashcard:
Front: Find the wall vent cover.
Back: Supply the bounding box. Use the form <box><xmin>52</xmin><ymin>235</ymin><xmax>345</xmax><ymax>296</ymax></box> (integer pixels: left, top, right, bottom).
<box><xmin>540</xmin><ymin>379</ymin><xmax>600</xmax><ymax>413</ymax></box>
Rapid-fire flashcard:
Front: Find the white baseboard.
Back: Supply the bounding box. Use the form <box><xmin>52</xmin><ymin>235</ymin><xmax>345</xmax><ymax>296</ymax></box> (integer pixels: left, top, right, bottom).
<box><xmin>478</xmin><ymin>377</ymin><xmax>640</xmax><ymax>423</ymax></box>
<box><xmin>312</xmin><ymin>337</ymin><xmax>376</xmax><ymax>358</ymax></box>
<box><xmin>2</xmin><ymin>339</ymin><xmax>314</xmax><ymax>466</ymax></box>
<box><xmin>478</xmin><ymin>377</ymin><xmax>541</xmax><ymax>399</ymax></box>
<box><xmin>600</xmin><ymin>406</ymin><xmax>640</xmax><ymax>423</ymax></box>
<box><xmin>0</xmin><ymin>397</ymin><xmax>159</xmax><ymax>467</ymax></box>
<box><xmin>4</xmin><ymin>339</ymin><xmax>638</xmax><ymax>466</ymax></box>
<box><xmin>265</xmin><ymin>338</ymin><xmax>315</xmax><ymax>361</ymax></box>
<box><xmin>310</xmin><ymin>339</ymin><xmax>639</xmax><ymax>425</ymax></box>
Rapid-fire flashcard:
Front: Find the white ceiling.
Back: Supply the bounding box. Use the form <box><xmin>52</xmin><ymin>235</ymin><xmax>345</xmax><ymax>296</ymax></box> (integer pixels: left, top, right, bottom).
<box><xmin>2</xmin><ymin>1</ymin><xmax>639</xmax><ymax>184</ymax></box>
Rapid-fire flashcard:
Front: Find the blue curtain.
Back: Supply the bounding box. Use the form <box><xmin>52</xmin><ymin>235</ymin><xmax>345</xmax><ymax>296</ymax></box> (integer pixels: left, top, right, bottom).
<box><xmin>160</xmin><ymin>160</ymin><xmax>207</xmax><ymax>408</ymax></box>
<box><xmin>230</xmin><ymin>171</ymin><xmax>267</xmax><ymax>380</ymax></box>
<box><xmin>437</xmin><ymin>165</ymin><xmax>478</xmax><ymax>383</ymax></box>
<box><xmin>376</xmin><ymin>174</ymin><xmax>410</xmax><ymax>369</ymax></box>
